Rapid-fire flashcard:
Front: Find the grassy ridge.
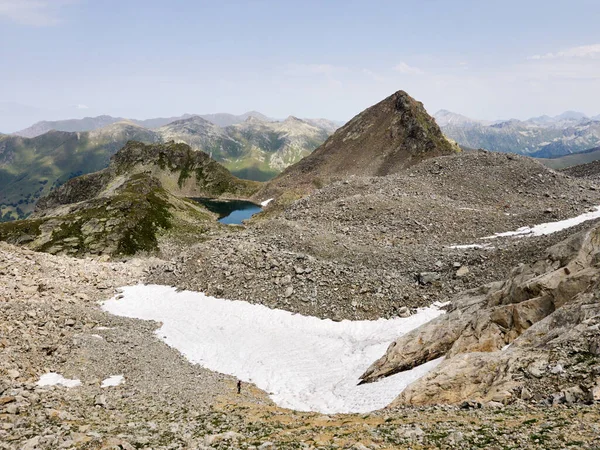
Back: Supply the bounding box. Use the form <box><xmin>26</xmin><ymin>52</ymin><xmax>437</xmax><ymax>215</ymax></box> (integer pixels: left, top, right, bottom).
<box><xmin>0</xmin><ymin>141</ymin><xmax>257</xmax><ymax>257</ymax></box>
<box><xmin>0</xmin><ymin>126</ymin><xmax>158</xmax><ymax>221</ymax></box>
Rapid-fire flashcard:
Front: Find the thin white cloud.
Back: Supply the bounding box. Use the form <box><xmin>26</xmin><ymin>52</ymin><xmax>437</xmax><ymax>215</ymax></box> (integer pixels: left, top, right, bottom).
<box><xmin>529</xmin><ymin>44</ymin><xmax>600</xmax><ymax>60</ymax></box>
<box><xmin>75</xmin><ymin>104</ymin><xmax>89</xmax><ymax>109</ymax></box>
<box><xmin>284</xmin><ymin>63</ymin><xmax>346</xmax><ymax>88</ymax></box>
<box><xmin>0</xmin><ymin>0</ymin><xmax>76</xmax><ymax>26</ymax></box>
<box><xmin>392</xmin><ymin>62</ymin><xmax>424</xmax><ymax>75</ymax></box>
<box><xmin>285</xmin><ymin>63</ymin><xmax>342</xmax><ymax>76</ymax></box>
<box><xmin>362</xmin><ymin>69</ymin><xmax>385</xmax><ymax>82</ymax></box>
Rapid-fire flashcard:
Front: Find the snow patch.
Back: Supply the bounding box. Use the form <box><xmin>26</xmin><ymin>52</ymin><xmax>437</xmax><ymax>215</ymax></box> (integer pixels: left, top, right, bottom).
<box><xmin>451</xmin><ymin>206</ymin><xmax>600</xmax><ymax>248</ymax></box>
<box><xmin>101</xmin><ymin>375</ymin><xmax>124</xmax><ymax>388</ymax></box>
<box><xmin>102</xmin><ymin>285</ymin><xmax>444</xmax><ymax>414</ymax></box>
<box><xmin>260</xmin><ymin>198</ymin><xmax>274</xmax><ymax>207</ymax></box>
<box><xmin>449</xmin><ymin>243</ymin><xmax>494</xmax><ymax>250</ymax></box>
<box><xmin>37</xmin><ymin>373</ymin><xmax>81</xmax><ymax>388</ymax></box>
<box><xmin>483</xmin><ymin>206</ymin><xmax>600</xmax><ymax>239</ymax></box>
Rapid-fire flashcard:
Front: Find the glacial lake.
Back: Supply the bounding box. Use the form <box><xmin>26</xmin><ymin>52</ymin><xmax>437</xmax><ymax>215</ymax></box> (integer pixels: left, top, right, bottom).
<box><xmin>190</xmin><ymin>198</ymin><xmax>262</xmax><ymax>225</ymax></box>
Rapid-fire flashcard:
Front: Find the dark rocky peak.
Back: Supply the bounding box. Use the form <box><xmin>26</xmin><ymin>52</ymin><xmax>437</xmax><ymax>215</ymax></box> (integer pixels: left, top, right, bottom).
<box><xmin>260</xmin><ymin>90</ymin><xmax>458</xmax><ymax>199</ymax></box>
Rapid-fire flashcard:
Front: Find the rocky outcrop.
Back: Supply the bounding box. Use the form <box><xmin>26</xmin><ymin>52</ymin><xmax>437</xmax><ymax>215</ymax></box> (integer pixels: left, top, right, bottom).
<box><xmin>0</xmin><ymin>142</ymin><xmax>261</xmax><ymax>257</ymax></box>
<box><xmin>360</xmin><ymin>223</ymin><xmax>600</xmax><ymax>405</ymax></box>
<box><xmin>257</xmin><ymin>90</ymin><xmax>459</xmax><ymax>201</ymax></box>
<box><xmin>0</xmin><ymin>124</ymin><xmax>160</xmax><ymax>219</ymax></box>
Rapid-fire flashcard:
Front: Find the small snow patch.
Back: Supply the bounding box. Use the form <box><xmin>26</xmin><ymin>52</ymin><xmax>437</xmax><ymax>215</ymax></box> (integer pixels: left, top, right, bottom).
<box><xmin>449</xmin><ymin>243</ymin><xmax>494</xmax><ymax>250</ymax></box>
<box><xmin>101</xmin><ymin>375</ymin><xmax>124</xmax><ymax>388</ymax></box>
<box><xmin>260</xmin><ymin>198</ymin><xmax>274</xmax><ymax>207</ymax></box>
<box><xmin>450</xmin><ymin>206</ymin><xmax>600</xmax><ymax>248</ymax></box>
<box><xmin>483</xmin><ymin>206</ymin><xmax>600</xmax><ymax>239</ymax></box>
<box><xmin>37</xmin><ymin>373</ymin><xmax>81</xmax><ymax>388</ymax></box>
<box><xmin>103</xmin><ymin>285</ymin><xmax>444</xmax><ymax>414</ymax></box>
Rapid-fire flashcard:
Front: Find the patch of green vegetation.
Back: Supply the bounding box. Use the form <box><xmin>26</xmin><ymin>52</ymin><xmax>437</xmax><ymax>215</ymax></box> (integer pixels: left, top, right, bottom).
<box><xmin>573</xmin><ymin>351</ymin><xmax>599</xmax><ymax>364</ymax></box>
<box><xmin>114</xmin><ymin>177</ymin><xmax>173</xmax><ymax>255</ymax></box>
<box><xmin>428</xmin><ymin>431</ymin><xmax>449</xmax><ymax>441</ymax></box>
<box><xmin>0</xmin><ymin>217</ymin><xmax>43</xmax><ymax>242</ymax></box>
<box><xmin>0</xmin><ymin>174</ymin><xmax>185</xmax><ymax>257</ymax></box>
<box><xmin>311</xmin><ymin>177</ymin><xmax>324</xmax><ymax>189</ymax></box>
<box><xmin>530</xmin><ymin>433</ymin><xmax>549</xmax><ymax>443</ymax></box>
<box><xmin>229</xmin><ymin>166</ymin><xmax>278</xmax><ymax>182</ymax></box>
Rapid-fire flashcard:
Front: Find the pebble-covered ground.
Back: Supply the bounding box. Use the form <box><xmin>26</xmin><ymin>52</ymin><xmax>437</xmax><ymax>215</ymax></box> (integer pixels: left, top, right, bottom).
<box><xmin>148</xmin><ymin>151</ymin><xmax>600</xmax><ymax>320</ymax></box>
<box><xmin>1</xmin><ymin>241</ymin><xmax>600</xmax><ymax>449</ymax></box>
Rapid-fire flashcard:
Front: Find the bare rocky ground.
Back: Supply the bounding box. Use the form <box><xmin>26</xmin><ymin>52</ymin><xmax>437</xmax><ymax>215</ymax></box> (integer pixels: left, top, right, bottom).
<box><xmin>563</xmin><ymin>159</ymin><xmax>600</xmax><ymax>182</ymax></box>
<box><xmin>2</xmin><ymin>237</ymin><xmax>600</xmax><ymax>449</ymax></box>
<box><xmin>148</xmin><ymin>151</ymin><xmax>600</xmax><ymax>320</ymax></box>
<box><xmin>361</xmin><ymin>222</ymin><xmax>600</xmax><ymax>409</ymax></box>
<box><xmin>3</xmin><ymin>150</ymin><xmax>600</xmax><ymax>448</ymax></box>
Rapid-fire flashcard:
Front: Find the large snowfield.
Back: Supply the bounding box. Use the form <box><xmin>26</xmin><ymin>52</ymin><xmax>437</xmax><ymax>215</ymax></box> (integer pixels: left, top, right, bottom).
<box><xmin>103</xmin><ymin>285</ymin><xmax>444</xmax><ymax>414</ymax></box>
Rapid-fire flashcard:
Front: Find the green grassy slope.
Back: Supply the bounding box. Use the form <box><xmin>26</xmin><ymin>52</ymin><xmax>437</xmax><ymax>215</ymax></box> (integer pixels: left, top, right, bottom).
<box><xmin>0</xmin><ymin>125</ymin><xmax>159</xmax><ymax>221</ymax></box>
<box><xmin>0</xmin><ymin>142</ymin><xmax>261</xmax><ymax>257</ymax></box>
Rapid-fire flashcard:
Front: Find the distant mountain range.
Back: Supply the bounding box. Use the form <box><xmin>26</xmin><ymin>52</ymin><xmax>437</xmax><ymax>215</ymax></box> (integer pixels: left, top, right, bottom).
<box><xmin>435</xmin><ymin>110</ymin><xmax>600</xmax><ymax>158</ymax></box>
<box><xmin>0</xmin><ymin>113</ymin><xmax>338</xmax><ymax>221</ymax></box>
<box><xmin>12</xmin><ymin>111</ymin><xmax>276</xmax><ymax>138</ymax></box>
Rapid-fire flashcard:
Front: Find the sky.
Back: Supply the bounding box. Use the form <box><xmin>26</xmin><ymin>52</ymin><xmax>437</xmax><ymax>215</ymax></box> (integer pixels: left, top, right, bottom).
<box><xmin>1</xmin><ymin>0</ymin><xmax>600</xmax><ymax>132</ymax></box>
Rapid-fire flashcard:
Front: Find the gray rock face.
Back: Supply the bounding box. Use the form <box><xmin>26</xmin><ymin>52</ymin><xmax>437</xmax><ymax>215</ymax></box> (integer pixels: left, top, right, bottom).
<box><xmin>360</xmin><ymin>223</ymin><xmax>600</xmax><ymax>406</ymax></box>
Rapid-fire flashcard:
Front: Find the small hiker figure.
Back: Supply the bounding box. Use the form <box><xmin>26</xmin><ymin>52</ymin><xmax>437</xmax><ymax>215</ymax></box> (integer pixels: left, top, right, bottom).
<box><xmin>237</xmin><ymin>379</ymin><xmax>242</xmax><ymax>395</ymax></box>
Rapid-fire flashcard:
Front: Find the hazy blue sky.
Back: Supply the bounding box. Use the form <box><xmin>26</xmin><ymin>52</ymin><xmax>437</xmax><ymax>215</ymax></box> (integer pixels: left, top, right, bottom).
<box><xmin>1</xmin><ymin>0</ymin><xmax>600</xmax><ymax>132</ymax></box>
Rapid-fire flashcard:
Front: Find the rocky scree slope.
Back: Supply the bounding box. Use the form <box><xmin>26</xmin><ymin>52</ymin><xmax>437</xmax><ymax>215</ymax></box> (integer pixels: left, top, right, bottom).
<box><xmin>361</xmin><ymin>222</ymin><xmax>600</xmax><ymax>408</ymax></box>
<box><xmin>0</xmin><ymin>242</ymin><xmax>251</xmax><ymax>449</ymax></box>
<box><xmin>562</xmin><ymin>159</ymin><xmax>600</xmax><ymax>182</ymax></box>
<box><xmin>2</xmin><ymin>242</ymin><xmax>599</xmax><ymax>449</ymax></box>
<box><xmin>148</xmin><ymin>150</ymin><xmax>600</xmax><ymax>320</ymax></box>
<box><xmin>257</xmin><ymin>90</ymin><xmax>459</xmax><ymax>203</ymax></box>
<box><xmin>0</xmin><ymin>141</ymin><xmax>260</xmax><ymax>257</ymax></box>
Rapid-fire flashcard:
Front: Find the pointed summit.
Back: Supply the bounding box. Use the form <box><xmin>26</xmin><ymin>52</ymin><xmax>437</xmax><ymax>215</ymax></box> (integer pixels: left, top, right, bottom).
<box><xmin>260</xmin><ymin>90</ymin><xmax>458</xmax><ymax>196</ymax></box>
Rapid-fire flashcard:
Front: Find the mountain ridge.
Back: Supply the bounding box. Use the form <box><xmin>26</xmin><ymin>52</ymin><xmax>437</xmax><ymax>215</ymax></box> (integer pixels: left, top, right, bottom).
<box><xmin>436</xmin><ymin>109</ymin><xmax>600</xmax><ymax>158</ymax></box>
<box><xmin>12</xmin><ymin>111</ymin><xmax>338</xmax><ymax>138</ymax></box>
<box><xmin>1</xmin><ymin>115</ymin><xmax>338</xmax><ymax>220</ymax></box>
<box><xmin>258</xmin><ymin>90</ymin><xmax>459</xmax><ymax>201</ymax></box>
<box><xmin>0</xmin><ymin>141</ymin><xmax>260</xmax><ymax>257</ymax></box>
